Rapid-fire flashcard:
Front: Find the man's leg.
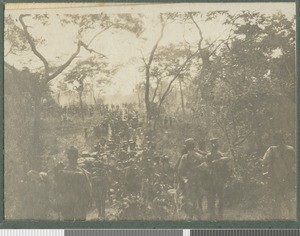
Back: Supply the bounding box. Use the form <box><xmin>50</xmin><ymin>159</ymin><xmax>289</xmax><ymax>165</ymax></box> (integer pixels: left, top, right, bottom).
<box><xmin>280</xmin><ymin>184</ymin><xmax>296</xmax><ymax>219</ymax></box>
<box><xmin>61</xmin><ymin>202</ymin><xmax>75</xmax><ymax>221</ymax></box>
<box><xmin>101</xmin><ymin>191</ymin><xmax>106</xmax><ymax>218</ymax></box>
<box><xmin>217</xmin><ymin>187</ymin><xmax>224</xmax><ymax>219</ymax></box>
<box><xmin>74</xmin><ymin>204</ymin><xmax>87</xmax><ymax>221</ymax></box>
<box><xmin>181</xmin><ymin>182</ymin><xmax>193</xmax><ymax>220</ymax></box>
<box><xmin>189</xmin><ymin>184</ymin><xmax>200</xmax><ymax>220</ymax></box>
<box><xmin>285</xmin><ymin>189</ymin><xmax>296</xmax><ymax>219</ymax></box>
<box><xmin>272</xmin><ymin>187</ymin><xmax>283</xmax><ymax>219</ymax></box>
<box><xmin>207</xmin><ymin>188</ymin><xmax>216</xmax><ymax>219</ymax></box>
<box><xmin>94</xmin><ymin>197</ymin><xmax>101</xmax><ymax>219</ymax></box>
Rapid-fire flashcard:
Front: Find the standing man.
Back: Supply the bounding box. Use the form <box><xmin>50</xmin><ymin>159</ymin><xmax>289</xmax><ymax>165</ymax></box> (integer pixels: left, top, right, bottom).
<box><xmin>21</xmin><ymin>170</ymin><xmax>50</xmax><ymax>220</ymax></box>
<box><xmin>178</xmin><ymin>138</ymin><xmax>204</xmax><ymax>220</ymax></box>
<box><xmin>91</xmin><ymin>160</ymin><xmax>109</xmax><ymax>220</ymax></box>
<box><xmin>206</xmin><ymin>138</ymin><xmax>230</xmax><ymax>220</ymax></box>
<box><xmin>262</xmin><ymin>132</ymin><xmax>296</xmax><ymax>219</ymax></box>
<box><xmin>55</xmin><ymin>146</ymin><xmax>92</xmax><ymax>221</ymax></box>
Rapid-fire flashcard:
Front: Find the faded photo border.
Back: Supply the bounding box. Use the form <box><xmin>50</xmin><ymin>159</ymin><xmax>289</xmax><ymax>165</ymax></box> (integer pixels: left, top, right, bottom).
<box><xmin>0</xmin><ymin>0</ymin><xmax>300</xmax><ymax>229</ymax></box>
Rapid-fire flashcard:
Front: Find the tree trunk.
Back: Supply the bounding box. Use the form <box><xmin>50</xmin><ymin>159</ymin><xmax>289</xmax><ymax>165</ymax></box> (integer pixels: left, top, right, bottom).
<box><xmin>145</xmin><ymin>67</ymin><xmax>151</xmax><ymax>121</ymax></box>
<box><xmin>137</xmin><ymin>89</ymin><xmax>141</xmax><ymax>108</ymax></box>
<box><xmin>91</xmin><ymin>85</ymin><xmax>97</xmax><ymax>105</ymax></box>
<box><xmin>31</xmin><ymin>95</ymin><xmax>42</xmax><ymax>170</ymax></box>
<box><xmin>179</xmin><ymin>78</ymin><xmax>185</xmax><ymax>114</ymax></box>
<box><xmin>79</xmin><ymin>91</ymin><xmax>85</xmax><ymax>121</ymax></box>
<box><xmin>143</xmin><ymin>18</ymin><xmax>166</xmax><ymax>121</ymax></box>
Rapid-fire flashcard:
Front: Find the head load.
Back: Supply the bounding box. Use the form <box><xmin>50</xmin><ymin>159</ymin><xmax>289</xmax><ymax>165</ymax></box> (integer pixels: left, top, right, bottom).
<box><xmin>210</xmin><ymin>138</ymin><xmax>219</xmax><ymax>149</ymax></box>
<box><xmin>184</xmin><ymin>138</ymin><xmax>196</xmax><ymax>151</ymax></box>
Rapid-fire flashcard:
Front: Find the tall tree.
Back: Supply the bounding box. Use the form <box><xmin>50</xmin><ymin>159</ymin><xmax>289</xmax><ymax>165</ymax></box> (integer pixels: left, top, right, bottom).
<box><xmin>188</xmin><ymin>11</ymin><xmax>295</xmax><ymax>155</ymax></box>
<box><xmin>64</xmin><ymin>56</ymin><xmax>112</xmax><ymax>120</ymax></box>
<box><xmin>142</xmin><ymin>14</ymin><xmax>166</xmax><ymax>121</ymax></box>
<box><xmin>4</xmin><ymin>13</ymin><xmax>143</xmax><ymax>169</ymax></box>
<box><xmin>141</xmin><ymin>13</ymin><xmax>200</xmax><ymax>121</ymax></box>
<box><xmin>149</xmin><ymin>44</ymin><xmax>195</xmax><ymax>115</ymax></box>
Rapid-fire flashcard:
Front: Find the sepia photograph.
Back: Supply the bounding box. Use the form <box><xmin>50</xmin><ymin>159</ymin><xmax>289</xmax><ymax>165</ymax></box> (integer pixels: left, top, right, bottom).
<box><xmin>4</xmin><ymin>2</ymin><xmax>296</xmax><ymax>221</ymax></box>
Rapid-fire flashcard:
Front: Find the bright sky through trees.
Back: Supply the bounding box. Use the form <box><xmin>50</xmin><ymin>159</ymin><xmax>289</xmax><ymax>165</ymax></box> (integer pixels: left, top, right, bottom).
<box><xmin>5</xmin><ymin>3</ymin><xmax>295</xmax><ymax>103</ymax></box>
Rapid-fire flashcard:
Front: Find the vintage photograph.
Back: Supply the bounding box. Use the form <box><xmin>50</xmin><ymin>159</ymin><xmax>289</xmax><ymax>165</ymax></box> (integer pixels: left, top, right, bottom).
<box><xmin>4</xmin><ymin>2</ymin><xmax>296</xmax><ymax>221</ymax></box>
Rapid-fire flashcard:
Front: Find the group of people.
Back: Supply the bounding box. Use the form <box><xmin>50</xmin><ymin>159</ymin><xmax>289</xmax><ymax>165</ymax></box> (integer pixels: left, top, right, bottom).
<box><xmin>176</xmin><ymin>137</ymin><xmax>233</xmax><ymax>220</ymax></box>
<box><xmin>61</xmin><ymin>103</ymin><xmax>140</xmax><ymax>120</ymax></box>
<box><xmin>40</xmin><ymin>134</ymin><xmax>231</xmax><ymax>221</ymax></box>
<box><xmin>20</xmin><ymin>101</ymin><xmax>296</xmax><ymax>221</ymax></box>
<box><xmin>53</xmin><ymin>137</ymin><xmax>174</xmax><ymax>220</ymax></box>
<box><xmin>175</xmin><ymin>131</ymin><xmax>296</xmax><ymax>220</ymax></box>
<box><xmin>92</xmin><ymin>104</ymin><xmax>140</xmax><ymax>143</ymax></box>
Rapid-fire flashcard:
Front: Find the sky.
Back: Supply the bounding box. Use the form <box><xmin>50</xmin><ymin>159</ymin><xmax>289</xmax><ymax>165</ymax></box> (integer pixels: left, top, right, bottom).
<box><xmin>5</xmin><ymin>2</ymin><xmax>296</xmax><ymax>105</ymax></box>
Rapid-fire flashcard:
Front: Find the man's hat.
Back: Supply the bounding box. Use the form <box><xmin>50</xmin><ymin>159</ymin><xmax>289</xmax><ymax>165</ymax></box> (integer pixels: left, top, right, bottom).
<box><xmin>185</xmin><ymin>138</ymin><xmax>195</xmax><ymax>145</ymax></box>
<box><xmin>210</xmin><ymin>138</ymin><xmax>218</xmax><ymax>143</ymax></box>
<box><xmin>185</xmin><ymin>138</ymin><xmax>196</xmax><ymax>149</ymax></box>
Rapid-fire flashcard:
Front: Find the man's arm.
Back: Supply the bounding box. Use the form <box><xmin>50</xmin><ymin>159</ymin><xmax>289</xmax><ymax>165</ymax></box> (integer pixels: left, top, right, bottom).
<box><xmin>178</xmin><ymin>155</ymin><xmax>188</xmax><ymax>179</ymax></box>
<box><xmin>286</xmin><ymin>146</ymin><xmax>296</xmax><ymax>172</ymax></box>
<box><xmin>196</xmin><ymin>149</ymin><xmax>208</xmax><ymax>156</ymax></box>
<box><xmin>262</xmin><ymin>147</ymin><xmax>272</xmax><ymax>174</ymax></box>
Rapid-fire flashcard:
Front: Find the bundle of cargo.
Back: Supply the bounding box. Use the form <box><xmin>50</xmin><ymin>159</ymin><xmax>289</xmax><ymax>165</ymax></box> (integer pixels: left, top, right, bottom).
<box><xmin>90</xmin><ymin>152</ymin><xmax>99</xmax><ymax>158</ymax></box>
<box><xmin>78</xmin><ymin>151</ymin><xmax>96</xmax><ymax>172</ymax></box>
<box><xmin>211</xmin><ymin>156</ymin><xmax>234</xmax><ymax>169</ymax></box>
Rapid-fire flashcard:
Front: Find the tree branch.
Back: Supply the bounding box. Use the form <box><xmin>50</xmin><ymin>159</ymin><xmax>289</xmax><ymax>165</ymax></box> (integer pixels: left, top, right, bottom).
<box><xmin>19</xmin><ymin>14</ymin><xmax>49</xmax><ymax>74</ymax></box>
<box><xmin>208</xmin><ymin>25</ymin><xmax>236</xmax><ymax>57</ymax></box>
<box><xmin>151</xmin><ymin>76</ymin><xmax>162</xmax><ymax>103</ymax></box>
<box><xmin>140</xmin><ymin>50</ymin><xmax>147</xmax><ymax>66</ymax></box>
<box><xmin>203</xmin><ymin>28</ymin><xmax>228</xmax><ymax>51</ymax></box>
<box><xmin>87</xmin><ymin>25</ymin><xmax>113</xmax><ymax>47</ymax></box>
<box><xmin>188</xmin><ymin>13</ymin><xmax>203</xmax><ymax>51</ymax></box>
<box><xmin>80</xmin><ymin>41</ymin><xmax>107</xmax><ymax>58</ymax></box>
<box><xmin>147</xmin><ymin>15</ymin><xmax>166</xmax><ymax>67</ymax></box>
<box><xmin>142</xmin><ymin>56</ymin><xmax>147</xmax><ymax>66</ymax></box>
<box><xmin>47</xmin><ymin>41</ymin><xmax>82</xmax><ymax>82</ymax></box>
<box><xmin>232</xmin><ymin>130</ymin><xmax>253</xmax><ymax>147</ymax></box>
<box><xmin>208</xmin><ymin>35</ymin><xmax>232</xmax><ymax>57</ymax></box>
<box><xmin>144</xmin><ymin>14</ymin><xmax>166</xmax><ymax>121</ymax></box>
<box><xmin>46</xmin><ymin>41</ymin><xmax>82</xmax><ymax>83</ymax></box>
<box><xmin>204</xmin><ymin>15</ymin><xmax>238</xmax><ymax>58</ymax></box>
<box><xmin>159</xmin><ymin>51</ymin><xmax>197</xmax><ymax>107</ymax></box>
<box><xmin>20</xmin><ymin>15</ymin><xmax>109</xmax><ymax>84</ymax></box>
<box><xmin>47</xmin><ymin>39</ymin><xmax>108</xmax><ymax>83</ymax></box>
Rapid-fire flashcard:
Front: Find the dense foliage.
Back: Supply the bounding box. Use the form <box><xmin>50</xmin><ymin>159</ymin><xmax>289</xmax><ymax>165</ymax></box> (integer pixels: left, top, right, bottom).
<box><xmin>4</xmin><ymin>10</ymin><xmax>296</xmax><ymax>220</ymax></box>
